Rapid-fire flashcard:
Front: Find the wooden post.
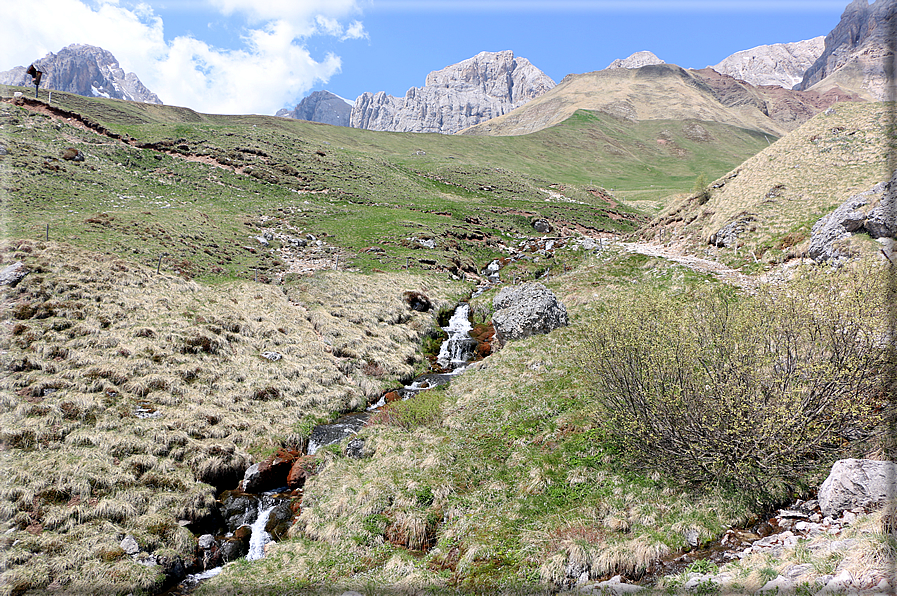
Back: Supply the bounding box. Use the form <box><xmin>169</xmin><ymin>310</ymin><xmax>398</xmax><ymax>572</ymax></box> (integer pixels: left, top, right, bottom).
<box><xmin>45</xmin><ymin>223</ymin><xmax>49</xmax><ymax>241</ymax></box>
<box><xmin>334</xmin><ymin>255</ymin><xmax>339</xmax><ymax>270</ymax></box>
<box><xmin>255</xmin><ymin>267</ymin><xmax>258</xmax><ymax>282</ymax></box>
<box><xmin>406</xmin><ymin>256</ymin><xmax>410</xmax><ymax>269</ymax></box>
<box><xmin>156</xmin><ymin>254</ymin><xmax>164</xmax><ymax>274</ymax></box>
<box><xmin>48</xmin><ymin>91</ymin><xmax>52</xmax><ymax>105</ymax></box>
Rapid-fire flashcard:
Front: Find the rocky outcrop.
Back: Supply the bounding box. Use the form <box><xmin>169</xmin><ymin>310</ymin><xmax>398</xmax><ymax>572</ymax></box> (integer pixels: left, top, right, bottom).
<box><xmin>350</xmin><ymin>50</ymin><xmax>554</xmax><ymax>134</ymax></box>
<box><xmin>818</xmin><ymin>458</ymin><xmax>897</xmax><ymax>517</ymax></box>
<box><xmin>605</xmin><ymin>51</ymin><xmax>665</xmax><ymax>70</ymax></box>
<box><xmin>242</xmin><ymin>449</ymin><xmax>300</xmax><ymax>493</ymax></box>
<box><xmin>709</xmin><ymin>37</ymin><xmax>825</xmax><ymax>89</ymax></box>
<box><xmin>491</xmin><ymin>282</ymin><xmax>568</xmax><ymax>345</ymax></box>
<box><xmin>0</xmin><ymin>44</ymin><xmax>161</xmax><ymax>104</ymax></box>
<box><xmin>276</xmin><ymin>90</ymin><xmax>352</xmax><ymax>126</ymax></box>
<box><xmin>796</xmin><ymin>0</ymin><xmax>897</xmax><ymax>99</ymax></box>
<box><xmin>0</xmin><ymin>262</ymin><xmax>29</xmax><ymax>287</ymax></box>
<box><xmin>808</xmin><ymin>172</ymin><xmax>896</xmax><ymax>264</ymax></box>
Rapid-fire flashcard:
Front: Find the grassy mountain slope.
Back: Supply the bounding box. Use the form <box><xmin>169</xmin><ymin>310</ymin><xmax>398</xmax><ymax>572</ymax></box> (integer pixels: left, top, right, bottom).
<box><xmin>0</xmin><ymin>84</ymin><xmax>772</xmax><ymax>278</ymax></box>
<box><xmin>460</xmin><ymin>64</ymin><xmax>860</xmax><ymax>138</ymax></box>
<box><xmin>645</xmin><ymin>101</ymin><xmax>895</xmax><ymax>269</ymax></box>
<box><xmin>0</xmin><ymin>86</ymin><xmax>891</xmax><ymax>595</ymax></box>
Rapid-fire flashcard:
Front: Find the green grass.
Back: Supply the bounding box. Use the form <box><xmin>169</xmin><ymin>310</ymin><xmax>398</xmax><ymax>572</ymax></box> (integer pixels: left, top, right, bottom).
<box><xmin>1</xmin><ymin>86</ymin><xmax>771</xmax><ymax>284</ymax></box>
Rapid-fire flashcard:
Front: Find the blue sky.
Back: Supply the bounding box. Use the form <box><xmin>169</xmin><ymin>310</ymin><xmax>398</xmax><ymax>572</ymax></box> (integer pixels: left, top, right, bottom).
<box><xmin>2</xmin><ymin>0</ymin><xmax>849</xmax><ymax>114</ymax></box>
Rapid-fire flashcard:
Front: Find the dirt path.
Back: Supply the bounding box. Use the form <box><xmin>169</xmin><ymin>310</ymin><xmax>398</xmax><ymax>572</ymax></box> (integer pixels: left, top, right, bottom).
<box><xmin>620</xmin><ymin>241</ymin><xmax>756</xmax><ymax>288</ymax></box>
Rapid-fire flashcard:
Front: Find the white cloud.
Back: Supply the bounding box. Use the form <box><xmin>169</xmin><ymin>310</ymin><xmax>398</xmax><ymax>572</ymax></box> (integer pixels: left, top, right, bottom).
<box><xmin>342</xmin><ymin>20</ymin><xmax>369</xmax><ymax>41</ymax></box>
<box><xmin>208</xmin><ymin>0</ymin><xmax>362</xmax><ymax>27</ymax></box>
<box><xmin>0</xmin><ymin>0</ymin><xmax>363</xmax><ymax>114</ymax></box>
<box><xmin>369</xmin><ymin>0</ymin><xmax>845</xmax><ymax>11</ymax></box>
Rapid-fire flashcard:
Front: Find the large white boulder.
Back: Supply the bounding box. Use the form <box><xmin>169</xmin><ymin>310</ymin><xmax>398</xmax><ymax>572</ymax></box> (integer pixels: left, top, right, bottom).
<box><xmin>818</xmin><ymin>458</ymin><xmax>897</xmax><ymax>517</ymax></box>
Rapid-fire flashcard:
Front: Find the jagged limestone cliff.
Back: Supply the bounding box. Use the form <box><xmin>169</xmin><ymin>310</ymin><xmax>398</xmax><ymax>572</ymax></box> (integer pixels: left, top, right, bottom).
<box><xmin>796</xmin><ymin>0</ymin><xmax>896</xmax><ymax>100</ymax></box>
<box><xmin>350</xmin><ymin>50</ymin><xmax>554</xmax><ymax>134</ymax></box>
<box><xmin>0</xmin><ymin>44</ymin><xmax>161</xmax><ymax>104</ymax></box>
<box><xmin>709</xmin><ymin>37</ymin><xmax>825</xmax><ymax>89</ymax></box>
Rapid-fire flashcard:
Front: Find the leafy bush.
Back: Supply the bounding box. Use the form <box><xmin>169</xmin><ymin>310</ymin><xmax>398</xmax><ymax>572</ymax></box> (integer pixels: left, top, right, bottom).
<box><xmin>370</xmin><ymin>388</ymin><xmax>446</xmax><ymax>430</ymax></box>
<box><xmin>576</xmin><ymin>266</ymin><xmax>890</xmax><ymax>495</ymax></box>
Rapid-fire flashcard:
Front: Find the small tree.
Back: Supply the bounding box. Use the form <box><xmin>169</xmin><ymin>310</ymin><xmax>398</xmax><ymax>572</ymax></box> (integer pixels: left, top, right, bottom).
<box><xmin>693</xmin><ymin>173</ymin><xmax>711</xmax><ymax>204</ymax></box>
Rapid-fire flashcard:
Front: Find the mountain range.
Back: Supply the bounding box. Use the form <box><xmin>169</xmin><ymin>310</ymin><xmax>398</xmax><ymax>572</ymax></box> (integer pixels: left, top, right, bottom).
<box><xmin>2</xmin><ymin>0</ymin><xmax>893</xmax><ymax>135</ymax></box>
<box><xmin>0</xmin><ymin>43</ymin><xmax>161</xmax><ymax>104</ymax></box>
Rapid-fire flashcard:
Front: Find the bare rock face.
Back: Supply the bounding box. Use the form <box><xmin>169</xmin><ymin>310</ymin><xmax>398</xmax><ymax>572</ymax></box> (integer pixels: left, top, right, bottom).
<box><xmin>491</xmin><ymin>282</ymin><xmax>568</xmax><ymax>346</ymax></box>
<box><xmin>796</xmin><ymin>0</ymin><xmax>897</xmax><ymax>99</ymax></box>
<box><xmin>605</xmin><ymin>51</ymin><xmax>665</xmax><ymax>70</ymax></box>
<box><xmin>818</xmin><ymin>458</ymin><xmax>897</xmax><ymax>517</ymax></box>
<box><xmin>710</xmin><ymin>37</ymin><xmax>825</xmax><ymax>89</ymax></box>
<box><xmin>276</xmin><ymin>90</ymin><xmax>352</xmax><ymax>127</ymax></box>
<box><xmin>0</xmin><ymin>44</ymin><xmax>161</xmax><ymax>104</ymax></box>
<box><xmin>350</xmin><ymin>50</ymin><xmax>555</xmax><ymax>134</ymax></box>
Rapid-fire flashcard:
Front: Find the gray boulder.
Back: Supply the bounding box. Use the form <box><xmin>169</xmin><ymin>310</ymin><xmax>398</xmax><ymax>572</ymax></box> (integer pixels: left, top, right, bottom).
<box><xmin>818</xmin><ymin>458</ymin><xmax>897</xmax><ymax>517</ymax></box>
<box><xmin>120</xmin><ymin>534</ymin><xmax>140</xmax><ymax>555</ymax></box>
<box><xmin>492</xmin><ymin>282</ymin><xmax>568</xmax><ymax>345</ymax></box>
<box><xmin>865</xmin><ymin>195</ymin><xmax>896</xmax><ymax>239</ymax></box>
<box><xmin>0</xmin><ymin>262</ymin><xmax>29</xmax><ymax>287</ymax></box>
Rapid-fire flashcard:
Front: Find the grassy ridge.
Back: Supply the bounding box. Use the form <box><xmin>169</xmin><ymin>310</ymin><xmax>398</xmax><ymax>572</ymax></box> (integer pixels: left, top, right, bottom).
<box><xmin>1</xmin><ymin>85</ymin><xmax>771</xmax><ymax>285</ymax></box>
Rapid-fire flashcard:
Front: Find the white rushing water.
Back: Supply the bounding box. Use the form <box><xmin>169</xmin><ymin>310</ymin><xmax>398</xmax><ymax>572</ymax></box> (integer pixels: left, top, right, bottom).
<box><xmin>246</xmin><ymin>503</ymin><xmax>276</xmax><ymax>560</ymax></box>
<box><xmin>436</xmin><ymin>304</ymin><xmax>475</xmax><ymax>369</ymax></box>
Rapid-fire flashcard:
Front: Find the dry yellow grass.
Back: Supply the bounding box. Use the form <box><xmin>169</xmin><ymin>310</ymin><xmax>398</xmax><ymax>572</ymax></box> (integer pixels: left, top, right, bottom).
<box><xmin>649</xmin><ymin>101</ymin><xmax>893</xmax><ymax>263</ymax></box>
<box><xmin>0</xmin><ymin>238</ymin><xmax>463</xmax><ymax>594</ymax></box>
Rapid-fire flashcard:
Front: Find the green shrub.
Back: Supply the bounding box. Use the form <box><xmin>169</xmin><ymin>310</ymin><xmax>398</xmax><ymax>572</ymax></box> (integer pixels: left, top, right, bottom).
<box><xmin>576</xmin><ymin>265</ymin><xmax>889</xmax><ymax>495</ymax></box>
<box><xmin>370</xmin><ymin>388</ymin><xmax>446</xmax><ymax>430</ymax></box>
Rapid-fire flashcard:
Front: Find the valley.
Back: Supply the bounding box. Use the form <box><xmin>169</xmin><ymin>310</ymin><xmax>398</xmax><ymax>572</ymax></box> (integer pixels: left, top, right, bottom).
<box><xmin>0</xmin><ymin>3</ymin><xmax>895</xmax><ymax>590</ymax></box>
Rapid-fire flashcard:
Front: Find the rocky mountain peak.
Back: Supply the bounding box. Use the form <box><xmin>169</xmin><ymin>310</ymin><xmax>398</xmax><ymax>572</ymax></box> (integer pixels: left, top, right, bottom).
<box><xmin>276</xmin><ymin>90</ymin><xmax>352</xmax><ymax>127</ymax></box>
<box><xmin>0</xmin><ymin>44</ymin><xmax>161</xmax><ymax>104</ymax></box>
<box><xmin>350</xmin><ymin>50</ymin><xmax>555</xmax><ymax>134</ymax></box>
<box><xmin>709</xmin><ymin>37</ymin><xmax>825</xmax><ymax>89</ymax></box>
<box><xmin>796</xmin><ymin>0</ymin><xmax>896</xmax><ymax>99</ymax></box>
<box><xmin>605</xmin><ymin>51</ymin><xmax>666</xmax><ymax>70</ymax></box>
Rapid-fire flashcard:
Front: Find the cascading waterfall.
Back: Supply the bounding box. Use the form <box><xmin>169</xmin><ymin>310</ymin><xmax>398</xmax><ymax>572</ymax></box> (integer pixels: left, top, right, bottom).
<box><xmin>246</xmin><ymin>499</ymin><xmax>277</xmax><ymax>561</ymax></box>
<box><xmin>435</xmin><ymin>303</ymin><xmax>476</xmax><ymax>370</ymax></box>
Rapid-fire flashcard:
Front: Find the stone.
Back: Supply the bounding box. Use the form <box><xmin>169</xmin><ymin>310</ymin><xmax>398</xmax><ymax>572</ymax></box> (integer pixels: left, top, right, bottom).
<box><xmin>345</xmin><ymin>437</ymin><xmax>365</xmax><ymax>459</ymax></box>
<box><xmin>710</xmin><ymin>37</ymin><xmax>825</xmax><ymax>89</ymax></box>
<box><xmin>276</xmin><ymin>90</ymin><xmax>352</xmax><ymax>126</ymax></box>
<box><xmin>491</xmin><ymin>282</ymin><xmax>568</xmax><ymax>345</ymax></box>
<box><xmin>402</xmin><ymin>291</ymin><xmax>431</xmax><ymax>312</ymax></box>
<box><xmin>605</xmin><ymin>51</ymin><xmax>665</xmax><ymax>70</ymax></box>
<box><xmin>264</xmin><ymin>501</ymin><xmax>293</xmax><ymax>541</ymax></box>
<box><xmin>818</xmin><ymin>459</ymin><xmax>897</xmax><ymax>517</ymax></box>
<box><xmin>808</xmin><ymin>192</ymin><xmax>872</xmax><ymax>263</ymax></box>
<box><xmin>243</xmin><ymin>450</ymin><xmax>299</xmax><ymax>493</ymax></box>
<box><xmin>0</xmin><ymin>262</ymin><xmax>29</xmax><ymax>287</ymax></box>
<box><xmin>819</xmin><ymin>570</ymin><xmax>854</xmax><ymax>594</ymax></box>
<box><xmin>783</xmin><ymin>564</ymin><xmax>813</xmax><ymax>580</ymax></box>
<box><xmin>261</xmin><ymin>351</ymin><xmax>282</xmax><ymax>361</ymax></box>
<box><xmin>156</xmin><ymin>554</ymin><xmax>187</xmax><ymax>586</ymax></box>
<box><xmin>533</xmin><ymin>219</ymin><xmax>552</xmax><ymax>233</ymax></box>
<box><xmin>596</xmin><ymin>575</ymin><xmax>644</xmax><ymax>594</ymax></box>
<box><xmin>120</xmin><ymin>534</ymin><xmax>140</xmax><ymax>555</ymax></box>
<box><xmin>865</xmin><ymin>197</ymin><xmax>897</xmax><ymax>239</ymax></box>
<box><xmin>219</xmin><ymin>537</ymin><xmax>248</xmax><ymax>562</ymax></box>
<box><xmin>197</xmin><ymin>534</ymin><xmax>217</xmax><ymax>550</ymax></box>
<box><xmin>709</xmin><ymin>216</ymin><xmax>755</xmax><ymax>248</ymax></box>
<box><xmin>759</xmin><ymin>575</ymin><xmax>794</xmax><ymax>593</ymax></box>
<box><xmin>220</xmin><ymin>491</ymin><xmax>259</xmax><ymax>532</ymax></box>
<box><xmin>351</xmin><ymin>50</ymin><xmax>554</xmax><ymax>134</ymax></box>
<box><xmin>0</xmin><ymin>43</ymin><xmax>161</xmax><ymax>104</ymax></box>
<box><xmin>287</xmin><ymin>455</ymin><xmax>316</xmax><ymax>490</ymax></box>
<box><xmin>61</xmin><ymin>147</ymin><xmax>84</xmax><ymax>161</ymax></box>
